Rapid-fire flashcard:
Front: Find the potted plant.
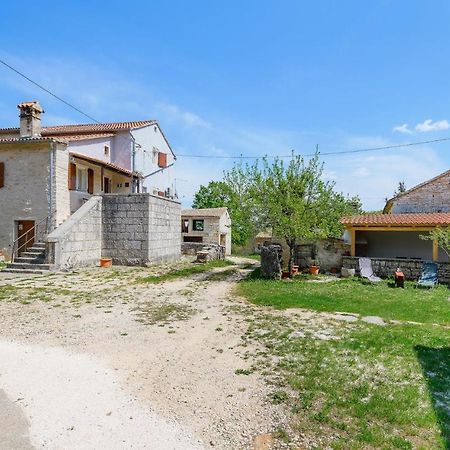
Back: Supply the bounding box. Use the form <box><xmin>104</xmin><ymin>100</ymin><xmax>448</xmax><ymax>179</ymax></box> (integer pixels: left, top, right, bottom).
<box><xmin>309</xmin><ymin>258</ymin><xmax>320</xmax><ymax>275</ymax></box>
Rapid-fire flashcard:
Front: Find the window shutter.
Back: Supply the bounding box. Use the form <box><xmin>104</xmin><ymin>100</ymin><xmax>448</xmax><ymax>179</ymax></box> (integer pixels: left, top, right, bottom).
<box><xmin>87</xmin><ymin>168</ymin><xmax>94</xmax><ymax>194</ymax></box>
<box><xmin>0</xmin><ymin>162</ymin><xmax>4</xmax><ymax>189</ymax></box>
<box><xmin>68</xmin><ymin>162</ymin><xmax>77</xmax><ymax>190</ymax></box>
<box><xmin>158</xmin><ymin>152</ymin><xmax>167</xmax><ymax>168</ymax></box>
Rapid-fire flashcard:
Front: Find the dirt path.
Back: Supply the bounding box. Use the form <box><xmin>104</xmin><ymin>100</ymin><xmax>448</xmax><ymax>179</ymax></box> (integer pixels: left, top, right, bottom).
<box><xmin>0</xmin><ymin>258</ymin><xmax>284</xmax><ymax>449</ymax></box>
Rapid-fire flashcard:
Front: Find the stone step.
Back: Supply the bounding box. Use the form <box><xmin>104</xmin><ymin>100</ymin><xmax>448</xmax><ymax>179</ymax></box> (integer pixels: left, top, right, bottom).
<box><xmin>21</xmin><ymin>250</ymin><xmax>45</xmax><ymax>258</ymax></box>
<box><xmin>14</xmin><ymin>256</ymin><xmax>46</xmax><ymax>264</ymax></box>
<box><xmin>1</xmin><ymin>268</ymin><xmax>47</xmax><ymax>275</ymax></box>
<box><xmin>32</xmin><ymin>242</ymin><xmax>46</xmax><ymax>248</ymax></box>
<box><xmin>6</xmin><ymin>262</ymin><xmax>50</xmax><ymax>271</ymax></box>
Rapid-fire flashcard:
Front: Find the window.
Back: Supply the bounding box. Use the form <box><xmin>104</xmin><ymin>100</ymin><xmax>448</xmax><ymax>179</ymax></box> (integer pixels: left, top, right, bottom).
<box><xmin>184</xmin><ymin>236</ymin><xmax>203</xmax><ymax>243</ymax></box>
<box><xmin>181</xmin><ymin>219</ymin><xmax>189</xmax><ymax>233</ymax></box>
<box><xmin>76</xmin><ymin>167</ymin><xmax>88</xmax><ymax>191</ymax></box>
<box><xmin>104</xmin><ymin>145</ymin><xmax>110</xmax><ymax>156</ymax></box>
<box><xmin>158</xmin><ymin>152</ymin><xmax>167</xmax><ymax>168</ymax></box>
<box><xmin>193</xmin><ymin>219</ymin><xmax>204</xmax><ymax>231</ymax></box>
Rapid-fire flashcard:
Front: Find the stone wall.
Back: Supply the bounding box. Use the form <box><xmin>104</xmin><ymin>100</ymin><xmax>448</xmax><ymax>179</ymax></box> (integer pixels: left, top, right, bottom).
<box><xmin>391</xmin><ymin>171</ymin><xmax>450</xmax><ymax>213</ymax></box>
<box><xmin>0</xmin><ymin>141</ymin><xmax>70</xmax><ymax>259</ymax></box>
<box><xmin>260</xmin><ymin>245</ymin><xmax>282</xmax><ymax>279</ymax></box>
<box><xmin>102</xmin><ymin>194</ymin><xmax>180</xmax><ymax>265</ymax></box>
<box><xmin>342</xmin><ymin>256</ymin><xmax>450</xmax><ymax>283</ymax></box>
<box><xmin>181</xmin><ymin>242</ymin><xmax>225</xmax><ymax>260</ymax></box>
<box><xmin>295</xmin><ymin>239</ymin><xmax>350</xmax><ymax>271</ymax></box>
<box><xmin>47</xmin><ymin>196</ymin><xmax>102</xmax><ymax>270</ymax></box>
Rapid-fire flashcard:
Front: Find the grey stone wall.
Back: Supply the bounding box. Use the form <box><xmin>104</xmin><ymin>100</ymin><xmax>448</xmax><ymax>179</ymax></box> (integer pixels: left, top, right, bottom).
<box><xmin>102</xmin><ymin>194</ymin><xmax>180</xmax><ymax>266</ymax></box>
<box><xmin>47</xmin><ymin>196</ymin><xmax>102</xmax><ymax>270</ymax></box>
<box><xmin>260</xmin><ymin>245</ymin><xmax>282</xmax><ymax>279</ymax></box>
<box><xmin>295</xmin><ymin>239</ymin><xmax>350</xmax><ymax>271</ymax></box>
<box><xmin>391</xmin><ymin>171</ymin><xmax>450</xmax><ymax>213</ymax></box>
<box><xmin>181</xmin><ymin>242</ymin><xmax>225</xmax><ymax>260</ymax></box>
<box><xmin>342</xmin><ymin>256</ymin><xmax>450</xmax><ymax>283</ymax></box>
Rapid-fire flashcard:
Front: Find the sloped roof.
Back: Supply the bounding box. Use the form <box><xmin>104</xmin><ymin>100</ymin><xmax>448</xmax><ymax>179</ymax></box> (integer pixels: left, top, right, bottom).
<box><xmin>0</xmin><ymin>120</ymin><xmax>155</xmax><ymax>136</ymax></box>
<box><xmin>182</xmin><ymin>207</ymin><xmax>228</xmax><ymax>218</ymax></box>
<box><xmin>341</xmin><ymin>213</ymin><xmax>450</xmax><ymax>227</ymax></box>
<box><xmin>384</xmin><ymin>168</ymin><xmax>450</xmax><ymax>213</ymax></box>
<box><xmin>70</xmin><ymin>152</ymin><xmax>132</xmax><ymax>176</ymax></box>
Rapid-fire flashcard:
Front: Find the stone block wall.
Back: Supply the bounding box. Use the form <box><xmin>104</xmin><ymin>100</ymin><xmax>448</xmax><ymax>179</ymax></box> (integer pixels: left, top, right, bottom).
<box><xmin>295</xmin><ymin>239</ymin><xmax>350</xmax><ymax>271</ymax></box>
<box><xmin>391</xmin><ymin>171</ymin><xmax>450</xmax><ymax>213</ymax></box>
<box><xmin>47</xmin><ymin>196</ymin><xmax>102</xmax><ymax>270</ymax></box>
<box><xmin>102</xmin><ymin>194</ymin><xmax>180</xmax><ymax>265</ymax></box>
<box><xmin>181</xmin><ymin>242</ymin><xmax>225</xmax><ymax>260</ymax></box>
<box><xmin>342</xmin><ymin>256</ymin><xmax>450</xmax><ymax>283</ymax></box>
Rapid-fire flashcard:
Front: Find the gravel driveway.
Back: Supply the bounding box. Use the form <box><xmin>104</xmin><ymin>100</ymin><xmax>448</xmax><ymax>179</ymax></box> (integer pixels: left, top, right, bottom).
<box><xmin>0</xmin><ymin>258</ymin><xmax>282</xmax><ymax>450</ymax></box>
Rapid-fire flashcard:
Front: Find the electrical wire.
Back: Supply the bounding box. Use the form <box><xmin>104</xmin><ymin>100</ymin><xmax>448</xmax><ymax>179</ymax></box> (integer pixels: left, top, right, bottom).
<box><xmin>176</xmin><ymin>136</ymin><xmax>450</xmax><ymax>159</ymax></box>
<box><xmin>0</xmin><ymin>58</ymin><xmax>101</xmax><ymax>124</ymax></box>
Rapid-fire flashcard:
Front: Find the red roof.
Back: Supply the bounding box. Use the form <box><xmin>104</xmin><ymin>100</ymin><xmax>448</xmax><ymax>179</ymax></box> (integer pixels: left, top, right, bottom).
<box><xmin>70</xmin><ymin>152</ymin><xmax>132</xmax><ymax>176</ymax></box>
<box><xmin>341</xmin><ymin>213</ymin><xmax>450</xmax><ymax>227</ymax></box>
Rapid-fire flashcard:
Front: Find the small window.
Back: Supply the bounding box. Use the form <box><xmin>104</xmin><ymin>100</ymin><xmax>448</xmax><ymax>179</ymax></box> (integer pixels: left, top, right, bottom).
<box><xmin>104</xmin><ymin>145</ymin><xmax>110</xmax><ymax>156</ymax></box>
<box><xmin>181</xmin><ymin>219</ymin><xmax>189</xmax><ymax>233</ymax></box>
<box><xmin>125</xmin><ymin>182</ymin><xmax>130</xmax><ymax>188</ymax></box>
<box><xmin>76</xmin><ymin>168</ymin><xmax>88</xmax><ymax>191</ymax></box>
<box><xmin>193</xmin><ymin>219</ymin><xmax>204</xmax><ymax>231</ymax></box>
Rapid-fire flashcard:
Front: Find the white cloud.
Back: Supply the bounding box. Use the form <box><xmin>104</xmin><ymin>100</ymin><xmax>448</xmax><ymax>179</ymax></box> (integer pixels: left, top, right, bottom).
<box><xmin>156</xmin><ymin>102</ymin><xmax>210</xmax><ymax>128</ymax></box>
<box><xmin>415</xmin><ymin>119</ymin><xmax>450</xmax><ymax>133</ymax></box>
<box><xmin>392</xmin><ymin>123</ymin><xmax>412</xmax><ymax>134</ymax></box>
<box><xmin>353</xmin><ymin>167</ymin><xmax>370</xmax><ymax>177</ymax></box>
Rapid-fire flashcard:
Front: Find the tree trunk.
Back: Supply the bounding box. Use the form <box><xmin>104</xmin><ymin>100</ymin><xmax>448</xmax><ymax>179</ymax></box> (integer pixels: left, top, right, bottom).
<box><xmin>287</xmin><ymin>240</ymin><xmax>295</xmax><ymax>278</ymax></box>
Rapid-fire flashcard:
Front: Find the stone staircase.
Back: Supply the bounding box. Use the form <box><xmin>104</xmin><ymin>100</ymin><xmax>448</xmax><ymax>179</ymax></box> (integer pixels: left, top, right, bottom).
<box><xmin>2</xmin><ymin>242</ymin><xmax>50</xmax><ymax>274</ymax></box>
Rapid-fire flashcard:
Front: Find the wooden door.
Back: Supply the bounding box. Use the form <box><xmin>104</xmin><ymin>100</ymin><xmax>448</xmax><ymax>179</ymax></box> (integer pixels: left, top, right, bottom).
<box><xmin>104</xmin><ymin>177</ymin><xmax>111</xmax><ymax>194</ymax></box>
<box><xmin>17</xmin><ymin>220</ymin><xmax>35</xmax><ymax>255</ymax></box>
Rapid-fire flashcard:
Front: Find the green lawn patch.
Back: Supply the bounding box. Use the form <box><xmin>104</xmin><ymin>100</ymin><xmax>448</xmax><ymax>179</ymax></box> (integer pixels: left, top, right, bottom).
<box><xmin>138</xmin><ymin>259</ymin><xmax>235</xmax><ymax>283</ymax></box>
<box><xmin>238</xmin><ymin>270</ymin><xmax>450</xmax><ymax>326</ymax></box>
<box><xmin>241</xmin><ymin>311</ymin><xmax>450</xmax><ymax>449</ymax></box>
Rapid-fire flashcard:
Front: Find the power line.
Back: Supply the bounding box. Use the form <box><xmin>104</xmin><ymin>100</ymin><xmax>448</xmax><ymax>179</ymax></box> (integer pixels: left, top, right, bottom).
<box><xmin>0</xmin><ymin>58</ymin><xmax>100</xmax><ymax>124</ymax></box>
<box><xmin>177</xmin><ymin>136</ymin><xmax>450</xmax><ymax>159</ymax></box>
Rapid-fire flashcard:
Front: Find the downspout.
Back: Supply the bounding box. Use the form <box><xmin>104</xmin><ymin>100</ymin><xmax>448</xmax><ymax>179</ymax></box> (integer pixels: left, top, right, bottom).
<box><xmin>130</xmin><ymin>132</ymin><xmax>138</xmax><ymax>193</ymax></box>
<box><xmin>48</xmin><ymin>141</ymin><xmax>55</xmax><ymax>234</ymax></box>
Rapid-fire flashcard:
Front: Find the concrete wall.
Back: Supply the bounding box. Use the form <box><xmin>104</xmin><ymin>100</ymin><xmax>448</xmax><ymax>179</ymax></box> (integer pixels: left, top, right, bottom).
<box><xmin>391</xmin><ymin>172</ymin><xmax>450</xmax><ymax>213</ymax></box>
<box><xmin>342</xmin><ymin>256</ymin><xmax>450</xmax><ymax>283</ymax></box>
<box><xmin>0</xmin><ymin>140</ymin><xmax>70</xmax><ymax>259</ymax></box>
<box><xmin>68</xmin><ymin>136</ymin><xmax>114</xmax><ymax>164</ymax></box>
<box><xmin>102</xmin><ymin>194</ymin><xmax>181</xmax><ymax>266</ymax></box>
<box><xmin>47</xmin><ymin>196</ymin><xmax>102</xmax><ymax>270</ymax></box>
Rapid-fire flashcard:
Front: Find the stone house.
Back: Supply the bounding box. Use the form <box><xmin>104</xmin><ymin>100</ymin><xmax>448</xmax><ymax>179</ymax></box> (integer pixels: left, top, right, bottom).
<box><xmin>181</xmin><ymin>208</ymin><xmax>232</xmax><ymax>255</ymax></box>
<box><xmin>341</xmin><ymin>169</ymin><xmax>450</xmax><ymax>280</ymax></box>
<box><xmin>0</xmin><ymin>101</ymin><xmax>180</xmax><ymax>270</ymax></box>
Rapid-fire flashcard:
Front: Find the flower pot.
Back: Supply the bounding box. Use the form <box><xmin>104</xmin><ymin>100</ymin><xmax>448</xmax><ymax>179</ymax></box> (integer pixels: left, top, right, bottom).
<box><xmin>309</xmin><ymin>265</ymin><xmax>320</xmax><ymax>275</ymax></box>
<box><xmin>100</xmin><ymin>257</ymin><xmax>112</xmax><ymax>268</ymax></box>
<box><xmin>292</xmin><ymin>265</ymin><xmax>299</xmax><ymax>275</ymax></box>
<box><xmin>282</xmin><ymin>270</ymin><xmax>290</xmax><ymax>279</ymax></box>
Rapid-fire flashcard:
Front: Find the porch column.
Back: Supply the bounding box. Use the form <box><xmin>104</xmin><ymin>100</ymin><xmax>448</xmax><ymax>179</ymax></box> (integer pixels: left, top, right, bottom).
<box><xmin>350</xmin><ymin>228</ymin><xmax>356</xmax><ymax>257</ymax></box>
<box><xmin>432</xmin><ymin>239</ymin><xmax>438</xmax><ymax>262</ymax></box>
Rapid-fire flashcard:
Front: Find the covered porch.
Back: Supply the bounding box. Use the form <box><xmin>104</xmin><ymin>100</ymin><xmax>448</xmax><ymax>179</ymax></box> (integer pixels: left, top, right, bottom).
<box><xmin>341</xmin><ymin>213</ymin><xmax>450</xmax><ymax>263</ymax></box>
<box><xmin>69</xmin><ymin>152</ymin><xmax>135</xmax><ymax>213</ymax></box>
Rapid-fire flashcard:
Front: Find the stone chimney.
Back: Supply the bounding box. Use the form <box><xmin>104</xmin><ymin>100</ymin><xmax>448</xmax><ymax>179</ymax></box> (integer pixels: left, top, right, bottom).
<box><xmin>17</xmin><ymin>101</ymin><xmax>44</xmax><ymax>138</ymax></box>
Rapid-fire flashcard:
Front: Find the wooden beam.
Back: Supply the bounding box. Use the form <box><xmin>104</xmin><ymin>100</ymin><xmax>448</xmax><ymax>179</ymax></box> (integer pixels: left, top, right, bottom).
<box><xmin>350</xmin><ymin>228</ymin><xmax>356</xmax><ymax>257</ymax></box>
<box><xmin>432</xmin><ymin>239</ymin><xmax>439</xmax><ymax>262</ymax></box>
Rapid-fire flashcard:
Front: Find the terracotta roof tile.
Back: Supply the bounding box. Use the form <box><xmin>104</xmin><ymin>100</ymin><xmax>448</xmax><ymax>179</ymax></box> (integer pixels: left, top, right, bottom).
<box><xmin>0</xmin><ymin>120</ymin><xmax>156</xmax><ymax>136</ymax></box>
<box><xmin>341</xmin><ymin>213</ymin><xmax>450</xmax><ymax>227</ymax></box>
<box><xmin>70</xmin><ymin>152</ymin><xmax>132</xmax><ymax>176</ymax></box>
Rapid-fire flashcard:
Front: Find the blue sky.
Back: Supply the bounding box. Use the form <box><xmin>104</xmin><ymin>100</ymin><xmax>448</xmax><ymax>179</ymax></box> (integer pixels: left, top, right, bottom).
<box><xmin>1</xmin><ymin>0</ymin><xmax>450</xmax><ymax>209</ymax></box>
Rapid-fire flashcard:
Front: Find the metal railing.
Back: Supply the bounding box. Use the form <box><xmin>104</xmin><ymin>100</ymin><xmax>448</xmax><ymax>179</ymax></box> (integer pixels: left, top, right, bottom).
<box><xmin>11</xmin><ymin>216</ymin><xmax>50</xmax><ymax>263</ymax></box>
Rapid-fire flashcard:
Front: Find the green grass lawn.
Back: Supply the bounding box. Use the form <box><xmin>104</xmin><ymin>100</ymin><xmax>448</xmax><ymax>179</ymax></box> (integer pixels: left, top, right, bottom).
<box><xmin>137</xmin><ymin>259</ymin><xmax>235</xmax><ymax>283</ymax></box>
<box><xmin>238</xmin><ymin>270</ymin><xmax>450</xmax><ymax>325</ymax></box>
<box><xmin>236</xmin><ymin>271</ymin><xmax>450</xmax><ymax>448</ymax></box>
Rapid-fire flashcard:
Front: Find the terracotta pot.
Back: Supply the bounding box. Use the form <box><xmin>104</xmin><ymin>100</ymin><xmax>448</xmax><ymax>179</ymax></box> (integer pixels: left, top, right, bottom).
<box><xmin>309</xmin><ymin>265</ymin><xmax>320</xmax><ymax>275</ymax></box>
<box><xmin>100</xmin><ymin>257</ymin><xmax>112</xmax><ymax>268</ymax></box>
<box><xmin>282</xmin><ymin>270</ymin><xmax>290</xmax><ymax>279</ymax></box>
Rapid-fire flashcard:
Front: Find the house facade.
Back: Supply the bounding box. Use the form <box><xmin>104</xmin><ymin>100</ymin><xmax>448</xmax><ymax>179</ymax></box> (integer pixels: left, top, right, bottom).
<box><xmin>181</xmin><ymin>207</ymin><xmax>232</xmax><ymax>255</ymax></box>
<box><xmin>342</xmin><ymin>169</ymin><xmax>450</xmax><ymax>264</ymax></box>
<box><xmin>0</xmin><ymin>101</ymin><xmax>177</xmax><ymax>260</ymax></box>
